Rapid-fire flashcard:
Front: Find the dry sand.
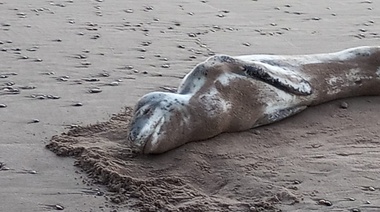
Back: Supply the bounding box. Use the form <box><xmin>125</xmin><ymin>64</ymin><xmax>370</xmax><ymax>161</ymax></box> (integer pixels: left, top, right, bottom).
<box><xmin>1</xmin><ymin>0</ymin><xmax>380</xmax><ymax>211</ymax></box>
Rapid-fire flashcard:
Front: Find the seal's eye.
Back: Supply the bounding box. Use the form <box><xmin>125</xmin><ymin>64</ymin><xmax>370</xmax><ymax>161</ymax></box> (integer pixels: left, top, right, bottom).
<box><xmin>142</xmin><ymin>108</ymin><xmax>152</xmax><ymax>115</ymax></box>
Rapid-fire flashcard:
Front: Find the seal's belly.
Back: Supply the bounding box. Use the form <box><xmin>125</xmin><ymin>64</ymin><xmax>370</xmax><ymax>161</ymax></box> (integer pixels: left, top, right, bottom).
<box><xmin>213</xmin><ymin>75</ymin><xmax>306</xmax><ymax>132</ymax></box>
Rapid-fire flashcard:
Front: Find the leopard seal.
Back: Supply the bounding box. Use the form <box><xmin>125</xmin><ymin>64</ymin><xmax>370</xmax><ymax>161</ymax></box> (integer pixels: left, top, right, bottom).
<box><xmin>128</xmin><ymin>46</ymin><xmax>380</xmax><ymax>154</ymax></box>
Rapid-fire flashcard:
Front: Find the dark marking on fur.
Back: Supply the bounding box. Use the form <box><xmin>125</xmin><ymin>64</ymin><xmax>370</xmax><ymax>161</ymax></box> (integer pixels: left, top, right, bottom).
<box><xmin>216</xmin><ymin>55</ymin><xmax>237</xmax><ymax>64</ymax></box>
<box><xmin>207</xmin><ymin>55</ymin><xmax>312</xmax><ymax>96</ymax></box>
<box><xmin>355</xmin><ymin>51</ymin><xmax>371</xmax><ymax>57</ymax></box>
<box><xmin>243</xmin><ymin>65</ymin><xmax>312</xmax><ymax>96</ymax></box>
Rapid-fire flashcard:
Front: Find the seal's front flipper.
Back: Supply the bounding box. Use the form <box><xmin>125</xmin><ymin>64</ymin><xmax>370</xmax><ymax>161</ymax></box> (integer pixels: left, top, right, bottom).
<box><xmin>240</xmin><ymin>61</ymin><xmax>313</xmax><ymax>96</ymax></box>
<box><xmin>254</xmin><ymin>106</ymin><xmax>307</xmax><ymax>127</ymax></box>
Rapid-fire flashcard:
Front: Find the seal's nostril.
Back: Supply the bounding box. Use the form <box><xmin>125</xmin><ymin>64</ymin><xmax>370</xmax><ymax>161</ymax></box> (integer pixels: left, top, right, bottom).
<box><xmin>128</xmin><ymin>132</ymin><xmax>136</xmax><ymax>141</ymax></box>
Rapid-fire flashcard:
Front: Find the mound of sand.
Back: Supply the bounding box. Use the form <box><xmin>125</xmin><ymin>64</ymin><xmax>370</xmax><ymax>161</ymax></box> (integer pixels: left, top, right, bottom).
<box><xmin>47</xmin><ymin>97</ymin><xmax>380</xmax><ymax>212</ymax></box>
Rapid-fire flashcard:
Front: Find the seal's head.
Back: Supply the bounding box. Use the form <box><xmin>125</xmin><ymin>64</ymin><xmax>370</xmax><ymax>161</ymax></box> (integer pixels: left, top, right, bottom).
<box><xmin>128</xmin><ymin>92</ymin><xmax>190</xmax><ymax>154</ymax></box>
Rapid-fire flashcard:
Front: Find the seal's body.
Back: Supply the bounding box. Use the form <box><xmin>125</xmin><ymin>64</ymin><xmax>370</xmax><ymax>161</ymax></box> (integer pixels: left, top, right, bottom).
<box><xmin>129</xmin><ymin>46</ymin><xmax>380</xmax><ymax>154</ymax></box>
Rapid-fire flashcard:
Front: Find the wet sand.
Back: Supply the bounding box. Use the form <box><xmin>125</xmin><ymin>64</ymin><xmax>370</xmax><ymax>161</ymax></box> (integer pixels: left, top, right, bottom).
<box><xmin>1</xmin><ymin>0</ymin><xmax>380</xmax><ymax>211</ymax></box>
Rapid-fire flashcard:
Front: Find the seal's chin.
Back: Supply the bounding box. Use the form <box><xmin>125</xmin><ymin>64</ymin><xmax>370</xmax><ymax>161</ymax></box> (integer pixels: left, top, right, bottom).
<box><xmin>129</xmin><ymin>133</ymin><xmax>163</xmax><ymax>154</ymax></box>
<box><xmin>142</xmin><ymin>135</ymin><xmax>157</xmax><ymax>154</ymax></box>
<box><xmin>128</xmin><ymin>132</ymin><xmax>152</xmax><ymax>154</ymax></box>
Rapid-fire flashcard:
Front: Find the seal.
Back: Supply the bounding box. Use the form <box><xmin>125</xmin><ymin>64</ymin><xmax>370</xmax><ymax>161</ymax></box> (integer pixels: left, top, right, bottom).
<box><xmin>128</xmin><ymin>46</ymin><xmax>380</xmax><ymax>154</ymax></box>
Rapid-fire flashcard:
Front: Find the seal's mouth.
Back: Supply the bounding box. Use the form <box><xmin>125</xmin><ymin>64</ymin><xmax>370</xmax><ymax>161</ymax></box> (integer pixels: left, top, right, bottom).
<box><xmin>141</xmin><ymin>134</ymin><xmax>153</xmax><ymax>154</ymax></box>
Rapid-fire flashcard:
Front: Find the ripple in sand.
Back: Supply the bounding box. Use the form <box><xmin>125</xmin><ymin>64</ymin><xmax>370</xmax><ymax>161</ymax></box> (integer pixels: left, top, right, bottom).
<box><xmin>81</xmin><ymin>61</ymin><xmax>91</xmax><ymax>66</ymax></box>
<box><xmin>26</xmin><ymin>47</ymin><xmax>38</xmax><ymax>52</ymax></box>
<box><xmin>30</xmin><ymin>119</ymin><xmax>40</xmax><ymax>123</ymax></box>
<box><xmin>73</xmin><ymin>102</ymin><xmax>83</xmax><ymax>107</ymax></box>
<box><xmin>138</xmin><ymin>48</ymin><xmax>147</xmax><ymax>52</ymax></box>
<box><xmin>73</xmin><ymin>54</ymin><xmax>87</xmax><ymax>59</ymax></box>
<box><xmin>89</xmin><ymin>88</ymin><xmax>102</xmax><ymax>93</ymax></box>
<box><xmin>125</xmin><ymin>65</ymin><xmax>133</xmax><ymax>70</ymax></box>
<box><xmin>15</xmin><ymin>10</ymin><xmax>26</xmax><ymax>16</ymax></box>
<box><xmin>57</xmin><ymin>77</ymin><xmax>68</xmax><ymax>82</ymax></box>
<box><xmin>0</xmin><ymin>72</ymin><xmax>17</xmax><ymax>76</ymax></box>
<box><xmin>354</xmin><ymin>33</ymin><xmax>366</xmax><ymax>39</ymax></box>
<box><xmin>57</xmin><ymin>75</ymin><xmax>69</xmax><ymax>81</ymax></box>
<box><xmin>40</xmin><ymin>71</ymin><xmax>54</xmax><ymax>75</ymax></box>
<box><xmin>161</xmin><ymin>64</ymin><xmax>170</xmax><ymax>68</ymax></box>
<box><xmin>95</xmin><ymin>72</ymin><xmax>109</xmax><ymax>77</ymax></box>
<box><xmin>108</xmin><ymin>81</ymin><xmax>119</xmax><ymax>86</ymax></box>
<box><xmin>47</xmin><ymin>95</ymin><xmax>60</xmax><ymax>99</ymax></box>
<box><xmin>27</xmin><ymin>170</ymin><xmax>37</xmax><ymax>174</ymax></box>
<box><xmin>143</xmin><ymin>6</ymin><xmax>154</xmax><ymax>12</ymax></box>
<box><xmin>0</xmin><ymin>162</ymin><xmax>10</xmax><ymax>170</ymax></box>
<box><xmin>30</xmin><ymin>94</ymin><xmax>60</xmax><ymax>99</ymax></box>
<box><xmin>91</xmin><ymin>34</ymin><xmax>100</xmax><ymax>39</ymax></box>
<box><xmin>0</xmin><ymin>87</ymin><xmax>20</xmax><ymax>95</ymax></box>
<box><xmin>124</xmin><ymin>9</ymin><xmax>134</xmax><ymax>13</ymax></box>
<box><xmin>318</xmin><ymin>199</ymin><xmax>333</xmax><ymax>206</ymax></box>
<box><xmin>5</xmin><ymin>81</ymin><xmax>15</xmax><ymax>86</ymax></box>
<box><xmin>141</xmin><ymin>41</ymin><xmax>151</xmax><ymax>46</ymax></box>
<box><xmin>19</xmin><ymin>85</ymin><xmax>36</xmax><ymax>90</ymax></box>
<box><xmin>82</xmin><ymin>78</ymin><xmax>100</xmax><ymax>82</ymax></box>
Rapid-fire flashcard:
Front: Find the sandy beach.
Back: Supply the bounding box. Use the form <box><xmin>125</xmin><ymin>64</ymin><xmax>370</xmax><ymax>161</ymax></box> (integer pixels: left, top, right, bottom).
<box><xmin>1</xmin><ymin>0</ymin><xmax>380</xmax><ymax>211</ymax></box>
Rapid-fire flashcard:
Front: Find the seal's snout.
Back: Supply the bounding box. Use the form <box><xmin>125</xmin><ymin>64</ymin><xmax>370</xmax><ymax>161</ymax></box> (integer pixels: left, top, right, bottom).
<box><xmin>128</xmin><ymin>119</ymin><xmax>147</xmax><ymax>150</ymax></box>
<box><xmin>128</xmin><ymin>116</ymin><xmax>161</xmax><ymax>154</ymax></box>
<box><xmin>128</xmin><ymin>130</ymin><xmax>137</xmax><ymax>142</ymax></box>
<box><xmin>128</xmin><ymin>128</ymin><xmax>147</xmax><ymax>153</ymax></box>
<box><xmin>128</xmin><ymin>91</ymin><xmax>190</xmax><ymax>154</ymax></box>
<box><xmin>128</xmin><ymin>102</ymin><xmax>164</xmax><ymax>153</ymax></box>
